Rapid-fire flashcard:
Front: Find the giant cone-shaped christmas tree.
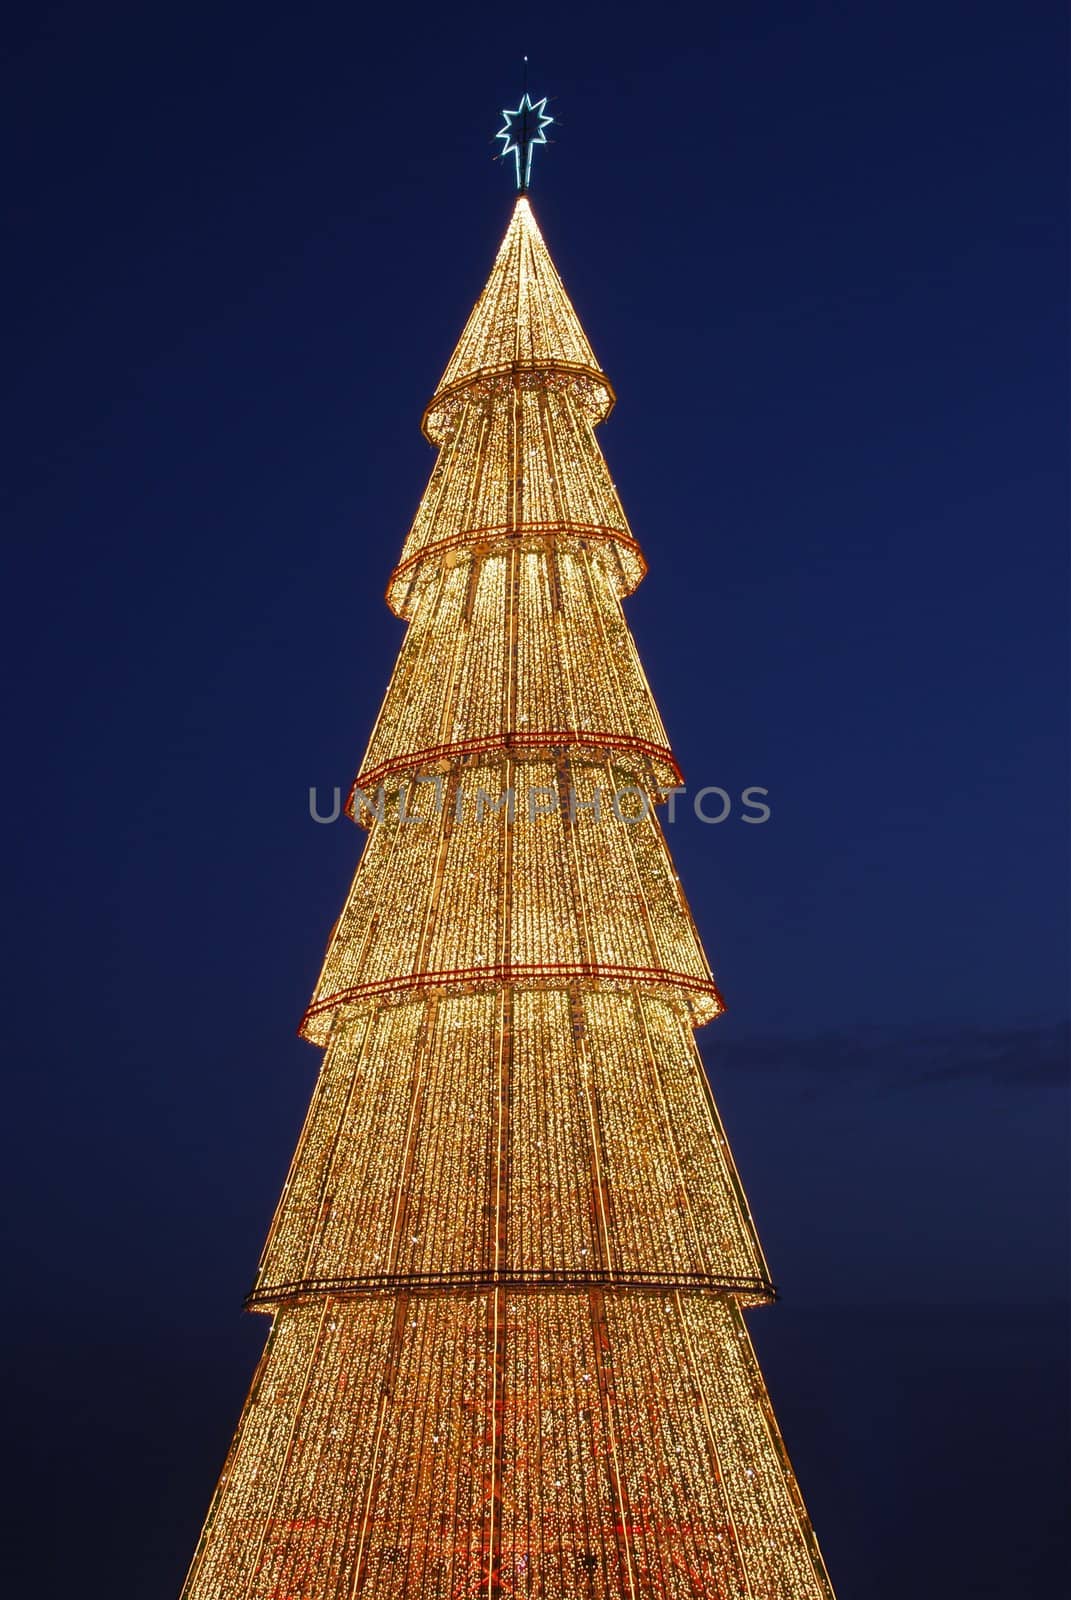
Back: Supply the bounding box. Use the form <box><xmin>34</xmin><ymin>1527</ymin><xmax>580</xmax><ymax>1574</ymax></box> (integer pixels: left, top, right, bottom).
<box><xmin>181</xmin><ymin>192</ymin><xmax>837</xmax><ymax>1599</ymax></box>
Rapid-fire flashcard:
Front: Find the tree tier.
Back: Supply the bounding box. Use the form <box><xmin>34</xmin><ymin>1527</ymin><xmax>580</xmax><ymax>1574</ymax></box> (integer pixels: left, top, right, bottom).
<box><xmin>256</xmin><ymin>988</ymin><xmax>767</xmax><ymax>1306</ymax></box>
<box><xmin>303</xmin><ymin>756</ymin><xmax>721</xmax><ymax>1046</ymax></box>
<box><xmin>181</xmin><ymin>1290</ymin><xmax>834</xmax><ymax>1600</ymax></box>
<box><xmin>420</xmin><ymin>196</ymin><xmax>614</xmax><ymax>448</ymax></box>
<box><xmin>357</xmin><ymin>543</ymin><xmax>677</xmax><ymax>812</ymax></box>
<box><xmin>390</xmin><ymin>382</ymin><xmax>640</xmax><ymax>616</ymax></box>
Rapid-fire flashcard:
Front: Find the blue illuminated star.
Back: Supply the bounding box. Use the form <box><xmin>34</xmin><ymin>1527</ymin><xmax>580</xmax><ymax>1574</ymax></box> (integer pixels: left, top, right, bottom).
<box><xmin>497</xmin><ymin>92</ymin><xmax>553</xmax><ymax>192</ymax></box>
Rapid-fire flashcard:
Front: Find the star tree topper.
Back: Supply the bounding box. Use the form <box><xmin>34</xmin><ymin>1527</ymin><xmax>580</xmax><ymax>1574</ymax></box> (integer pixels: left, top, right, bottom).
<box><xmin>497</xmin><ymin>91</ymin><xmax>553</xmax><ymax>193</ymax></box>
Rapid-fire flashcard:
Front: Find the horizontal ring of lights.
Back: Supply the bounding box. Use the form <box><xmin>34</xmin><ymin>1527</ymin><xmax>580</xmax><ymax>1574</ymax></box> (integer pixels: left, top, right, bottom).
<box><xmin>422</xmin><ymin>359</ymin><xmax>616</xmax><ymax>442</ymax></box>
<box><xmin>387</xmin><ymin>520</ymin><xmax>646</xmax><ymax>613</ymax></box>
<box><xmin>300</xmin><ymin>962</ymin><xmax>725</xmax><ymax>1038</ymax></box>
<box><xmin>245</xmin><ymin>1269</ymin><xmax>777</xmax><ymax>1310</ymax></box>
<box><xmin>346</xmin><ymin>729</ymin><xmax>683</xmax><ymax>816</ymax></box>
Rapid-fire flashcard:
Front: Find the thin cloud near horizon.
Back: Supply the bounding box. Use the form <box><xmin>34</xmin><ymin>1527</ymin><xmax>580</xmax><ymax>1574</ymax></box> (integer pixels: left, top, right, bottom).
<box><xmin>705</xmin><ymin>1021</ymin><xmax>1068</xmax><ymax>1088</ymax></box>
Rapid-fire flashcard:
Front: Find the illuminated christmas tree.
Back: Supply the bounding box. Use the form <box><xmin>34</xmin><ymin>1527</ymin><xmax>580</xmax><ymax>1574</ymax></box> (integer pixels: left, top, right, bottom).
<box><xmin>181</xmin><ymin>97</ymin><xmax>837</xmax><ymax>1600</ymax></box>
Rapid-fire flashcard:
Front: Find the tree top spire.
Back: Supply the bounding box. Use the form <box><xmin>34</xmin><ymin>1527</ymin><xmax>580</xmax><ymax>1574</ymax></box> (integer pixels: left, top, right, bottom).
<box><xmin>421</xmin><ymin>197</ymin><xmax>615</xmax><ymax>445</ymax></box>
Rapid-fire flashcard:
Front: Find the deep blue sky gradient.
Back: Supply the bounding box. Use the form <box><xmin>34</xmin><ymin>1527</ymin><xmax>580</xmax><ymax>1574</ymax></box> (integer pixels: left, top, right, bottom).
<box><xmin>3</xmin><ymin>2</ymin><xmax>1068</xmax><ymax>1595</ymax></box>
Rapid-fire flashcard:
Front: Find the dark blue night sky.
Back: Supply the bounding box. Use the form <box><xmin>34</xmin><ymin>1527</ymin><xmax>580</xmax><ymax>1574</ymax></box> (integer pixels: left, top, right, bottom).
<box><xmin>4</xmin><ymin>2</ymin><xmax>1067</xmax><ymax>1595</ymax></box>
